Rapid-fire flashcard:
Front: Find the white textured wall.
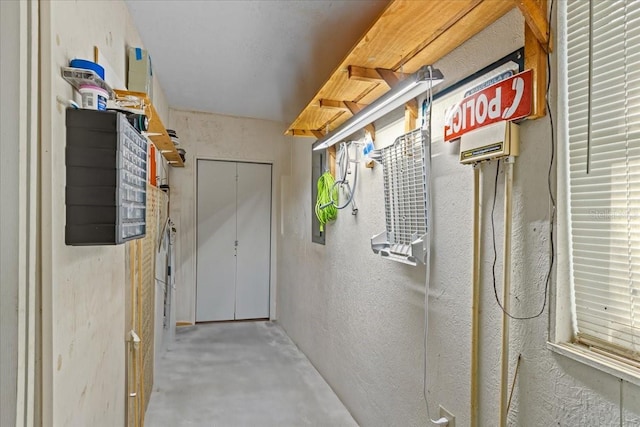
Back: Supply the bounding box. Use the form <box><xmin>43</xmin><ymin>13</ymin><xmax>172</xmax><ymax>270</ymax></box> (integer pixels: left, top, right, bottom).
<box><xmin>39</xmin><ymin>1</ymin><xmax>169</xmax><ymax>425</ymax></box>
<box><xmin>277</xmin><ymin>9</ymin><xmax>640</xmax><ymax>427</ymax></box>
<box><xmin>168</xmin><ymin>109</ymin><xmax>290</xmax><ymax>324</ymax></box>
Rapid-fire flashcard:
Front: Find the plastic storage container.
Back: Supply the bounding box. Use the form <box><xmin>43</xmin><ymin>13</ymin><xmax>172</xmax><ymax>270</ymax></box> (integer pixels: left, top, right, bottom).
<box><xmin>78</xmin><ymin>84</ymin><xmax>108</xmax><ymax>110</ymax></box>
<box><xmin>65</xmin><ymin>108</ymin><xmax>148</xmax><ymax>245</ymax></box>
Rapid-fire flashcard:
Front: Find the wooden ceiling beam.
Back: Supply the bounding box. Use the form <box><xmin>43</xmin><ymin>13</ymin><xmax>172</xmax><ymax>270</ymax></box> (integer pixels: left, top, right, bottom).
<box><xmin>405</xmin><ymin>99</ymin><xmax>418</xmax><ymax>119</ymax></box>
<box><xmin>318</xmin><ymin>99</ymin><xmax>347</xmax><ymax>110</ymax></box>
<box><xmin>350</xmin><ymin>66</ymin><xmax>419</xmax><ymax>131</ymax></box>
<box><xmin>348</xmin><ymin>65</ymin><xmax>408</xmax><ymax>85</ymax></box>
<box><xmin>513</xmin><ymin>0</ymin><xmax>550</xmax><ymax>52</ymax></box>
<box><xmin>349</xmin><ymin>66</ymin><xmax>420</xmax><ymax>132</ymax></box>
<box><xmin>348</xmin><ymin>65</ymin><xmax>384</xmax><ymax>83</ymax></box>
<box><xmin>398</xmin><ymin>1</ymin><xmax>516</xmax><ymax>75</ymax></box>
<box><xmin>318</xmin><ymin>99</ymin><xmax>368</xmax><ymax>112</ymax></box>
<box><xmin>375</xmin><ymin>67</ymin><xmax>406</xmax><ymax>87</ymax></box>
<box><xmin>390</xmin><ymin>0</ymin><xmax>483</xmax><ymax>71</ymax></box>
<box><xmin>287</xmin><ymin>129</ymin><xmax>318</xmax><ymax>137</ymax></box>
<box><xmin>404</xmin><ymin>99</ymin><xmax>418</xmax><ymax>132</ymax></box>
<box><xmin>286</xmin><ymin>0</ymin><xmax>523</xmax><ymax>137</ymax></box>
<box><xmin>524</xmin><ymin>10</ymin><xmax>547</xmax><ymax>118</ymax></box>
<box><xmin>344</xmin><ymin>101</ymin><xmax>366</xmax><ymax>115</ymax></box>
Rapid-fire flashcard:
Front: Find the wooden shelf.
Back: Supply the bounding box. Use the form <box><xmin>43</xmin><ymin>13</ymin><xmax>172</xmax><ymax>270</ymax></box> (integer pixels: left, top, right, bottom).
<box><xmin>113</xmin><ymin>89</ymin><xmax>184</xmax><ymax>167</ymax></box>
<box><xmin>286</xmin><ymin>0</ymin><xmax>550</xmax><ymax>137</ymax></box>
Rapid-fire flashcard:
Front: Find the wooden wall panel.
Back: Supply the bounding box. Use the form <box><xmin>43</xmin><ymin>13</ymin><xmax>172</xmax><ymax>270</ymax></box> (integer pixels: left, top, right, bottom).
<box><xmin>127</xmin><ymin>185</ymin><xmax>167</xmax><ymax>426</ymax></box>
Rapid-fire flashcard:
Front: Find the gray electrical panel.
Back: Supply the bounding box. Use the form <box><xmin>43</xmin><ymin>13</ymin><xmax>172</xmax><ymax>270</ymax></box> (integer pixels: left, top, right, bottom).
<box><xmin>65</xmin><ymin>108</ymin><xmax>147</xmax><ymax>245</ymax></box>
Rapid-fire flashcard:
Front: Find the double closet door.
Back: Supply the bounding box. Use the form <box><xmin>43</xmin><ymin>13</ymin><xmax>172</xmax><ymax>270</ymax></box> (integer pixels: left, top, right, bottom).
<box><xmin>196</xmin><ymin>160</ymin><xmax>272</xmax><ymax>322</ymax></box>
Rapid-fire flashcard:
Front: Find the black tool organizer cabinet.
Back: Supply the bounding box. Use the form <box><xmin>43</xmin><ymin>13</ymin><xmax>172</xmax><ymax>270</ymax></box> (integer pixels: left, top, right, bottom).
<box><xmin>65</xmin><ymin>108</ymin><xmax>148</xmax><ymax>245</ymax></box>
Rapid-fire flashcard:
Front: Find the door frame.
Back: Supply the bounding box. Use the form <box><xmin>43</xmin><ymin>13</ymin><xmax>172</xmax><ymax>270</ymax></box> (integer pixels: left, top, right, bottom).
<box><xmin>1</xmin><ymin>1</ymin><xmax>39</xmax><ymax>425</ymax></box>
<box><xmin>194</xmin><ymin>157</ymin><xmax>275</xmax><ymax>322</ymax></box>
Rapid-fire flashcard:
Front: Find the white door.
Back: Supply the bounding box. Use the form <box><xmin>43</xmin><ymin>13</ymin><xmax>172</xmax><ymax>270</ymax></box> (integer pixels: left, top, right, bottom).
<box><xmin>196</xmin><ymin>160</ymin><xmax>271</xmax><ymax>322</ymax></box>
<box><xmin>235</xmin><ymin>162</ymin><xmax>272</xmax><ymax>319</ymax></box>
<box><xmin>196</xmin><ymin>161</ymin><xmax>237</xmax><ymax>321</ymax></box>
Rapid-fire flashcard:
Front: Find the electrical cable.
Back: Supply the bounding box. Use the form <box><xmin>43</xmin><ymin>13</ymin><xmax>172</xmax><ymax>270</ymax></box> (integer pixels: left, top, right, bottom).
<box><xmin>490</xmin><ymin>0</ymin><xmax>556</xmax><ymax>321</ymax></box>
<box><xmin>315</xmin><ymin>171</ymin><xmax>338</xmax><ymax>232</ymax></box>
<box><xmin>422</xmin><ymin>66</ymin><xmax>450</xmax><ymax>427</ymax></box>
<box><xmin>329</xmin><ymin>141</ymin><xmax>359</xmax><ymax>214</ymax></box>
<box><xmin>506</xmin><ymin>354</ymin><xmax>522</xmax><ymax>414</ymax></box>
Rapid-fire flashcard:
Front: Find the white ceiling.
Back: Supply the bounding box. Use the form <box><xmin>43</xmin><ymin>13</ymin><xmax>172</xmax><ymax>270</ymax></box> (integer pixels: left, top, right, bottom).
<box><xmin>125</xmin><ymin>0</ymin><xmax>389</xmax><ymax>124</ymax></box>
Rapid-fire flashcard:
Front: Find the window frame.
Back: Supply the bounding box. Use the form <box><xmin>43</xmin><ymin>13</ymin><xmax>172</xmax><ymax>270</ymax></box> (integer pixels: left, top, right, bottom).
<box><xmin>550</xmin><ymin>0</ymin><xmax>640</xmax><ymax>386</ymax></box>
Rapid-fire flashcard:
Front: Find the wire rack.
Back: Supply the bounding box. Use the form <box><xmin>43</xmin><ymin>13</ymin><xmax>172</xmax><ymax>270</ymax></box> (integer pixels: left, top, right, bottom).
<box><xmin>371</xmin><ymin>128</ymin><xmax>428</xmax><ymax>265</ymax></box>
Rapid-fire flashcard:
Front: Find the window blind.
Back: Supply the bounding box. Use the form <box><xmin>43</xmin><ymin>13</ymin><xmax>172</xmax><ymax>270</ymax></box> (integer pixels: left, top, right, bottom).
<box><xmin>567</xmin><ymin>0</ymin><xmax>640</xmax><ymax>359</ymax></box>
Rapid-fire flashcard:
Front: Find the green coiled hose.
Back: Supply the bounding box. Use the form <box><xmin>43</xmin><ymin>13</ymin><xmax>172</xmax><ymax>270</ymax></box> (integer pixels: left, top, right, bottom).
<box><xmin>315</xmin><ymin>171</ymin><xmax>338</xmax><ymax>232</ymax></box>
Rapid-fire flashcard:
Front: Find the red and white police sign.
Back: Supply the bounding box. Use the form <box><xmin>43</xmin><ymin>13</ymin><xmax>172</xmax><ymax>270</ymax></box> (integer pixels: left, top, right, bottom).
<box><xmin>444</xmin><ymin>69</ymin><xmax>532</xmax><ymax>142</ymax></box>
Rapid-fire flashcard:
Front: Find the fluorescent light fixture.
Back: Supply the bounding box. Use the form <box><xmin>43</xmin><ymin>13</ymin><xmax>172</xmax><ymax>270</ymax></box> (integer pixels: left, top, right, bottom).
<box><xmin>313</xmin><ymin>65</ymin><xmax>444</xmax><ymax>151</ymax></box>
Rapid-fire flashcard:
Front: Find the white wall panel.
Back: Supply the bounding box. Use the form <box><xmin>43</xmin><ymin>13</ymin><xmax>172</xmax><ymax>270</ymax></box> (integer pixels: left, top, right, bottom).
<box><xmin>168</xmin><ymin>110</ymin><xmax>289</xmax><ymax>324</ymax></box>
<box><xmin>277</xmin><ymin>8</ymin><xmax>639</xmax><ymax>427</ymax></box>
<box><xmin>39</xmin><ymin>1</ymin><xmax>170</xmax><ymax>424</ymax></box>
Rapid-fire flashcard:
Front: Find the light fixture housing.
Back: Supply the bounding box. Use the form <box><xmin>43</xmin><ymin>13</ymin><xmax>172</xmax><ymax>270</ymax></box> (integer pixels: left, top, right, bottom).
<box><xmin>313</xmin><ymin>65</ymin><xmax>444</xmax><ymax>151</ymax></box>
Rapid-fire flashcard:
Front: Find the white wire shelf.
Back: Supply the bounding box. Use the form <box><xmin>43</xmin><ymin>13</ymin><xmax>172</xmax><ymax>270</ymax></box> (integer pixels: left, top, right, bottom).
<box><xmin>370</xmin><ymin>128</ymin><xmax>429</xmax><ymax>266</ymax></box>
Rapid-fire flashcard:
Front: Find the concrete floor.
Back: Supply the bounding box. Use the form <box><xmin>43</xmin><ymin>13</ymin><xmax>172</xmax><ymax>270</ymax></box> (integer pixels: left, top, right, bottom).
<box><xmin>145</xmin><ymin>321</ymin><xmax>358</xmax><ymax>427</ymax></box>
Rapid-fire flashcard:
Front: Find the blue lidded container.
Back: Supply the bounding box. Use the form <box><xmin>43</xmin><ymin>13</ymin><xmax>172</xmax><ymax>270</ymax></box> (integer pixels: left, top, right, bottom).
<box><xmin>70</xmin><ymin>59</ymin><xmax>105</xmax><ymax>80</ymax></box>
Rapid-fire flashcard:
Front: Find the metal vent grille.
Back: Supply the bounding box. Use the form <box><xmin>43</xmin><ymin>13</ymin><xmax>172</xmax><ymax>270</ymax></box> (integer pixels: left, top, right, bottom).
<box><xmin>371</xmin><ymin>128</ymin><xmax>429</xmax><ymax>265</ymax></box>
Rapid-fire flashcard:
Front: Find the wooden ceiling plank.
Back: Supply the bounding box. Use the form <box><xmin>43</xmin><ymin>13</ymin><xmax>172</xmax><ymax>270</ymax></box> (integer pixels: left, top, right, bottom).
<box><xmin>513</xmin><ymin>0</ymin><xmax>550</xmax><ymax>51</ymax></box>
<box><xmin>390</xmin><ymin>0</ymin><xmax>484</xmax><ymax>71</ymax></box>
<box><xmin>404</xmin><ymin>109</ymin><xmax>416</xmax><ymax>132</ymax></box>
<box><xmin>346</xmin><ymin>0</ymin><xmax>481</xmax><ymax>71</ymax></box>
<box><xmin>399</xmin><ymin>0</ymin><xmax>517</xmax><ymax>74</ymax></box>
<box><xmin>405</xmin><ymin>99</ymin><xmax>418</xmax><ymax>119</ymax></box>
<box><xmin>316</xmin><ymin>110</ymin><xmax>349</xmax><ymax>135</ymax></box>
<box><xmin>319</xmin><ymin>99</ymin><xmax>348</xmax><ymax>110</ymax></box>
<box><xmin>375</xmin><ymin>67</ymin><xmax>406</xmax><ymax>87</ymax></box>
<box><xmin>287</xmin><ymin>0</ymin><xmax>483</xmax><ymax>134</ymax></box>
<box><xmin>328</xmin><ymin>145</ymin><xmax>337</xmax><ymax>177</ymax></box>
<box><xmin>286</xmin><ymin>0</ymin><xmax>526</xmax><ymax>137</ymax></box>
<box><xmin>348</xmin><ymin>65</ymin><xmax>408</xmax><ymax>85</ymax></box>
<box><xmin>404</xmin><ymin>99</ymin><xmax>418</xmax><ymax>132</ymax></box>
<box><xmin>353</xmin><ymin>82</ymin><xmax>387</xmax><ymax>105</ymax></box>
<box><xmin>287</xmin><ymin>129</ymin><xmax>318</xmax><ymax>137</ymax></box>
<box><xmin>348</xmin><ymin>65</ymin><xmax>383</xmax><ymax>83</ymax></box>
<box><xmin>524</xmin><ymin>6</ymin><xmax>547</xmax><ymax>119</ymax></box>
<box><xmin>344</xmin><ymin>101</ymin><xmax>364</xmax><ymax>115</ymax></box>
<box><xmin>288</xmin><ymin>71</ymin><xmax>375</xmax><ymax>131</ymax></box>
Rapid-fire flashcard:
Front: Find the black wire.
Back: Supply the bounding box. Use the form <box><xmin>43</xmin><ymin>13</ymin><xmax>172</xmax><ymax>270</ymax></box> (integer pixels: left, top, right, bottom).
<box><xmin>491</xmin><ymin>160</ymin><xmax>502</xmax><ymax>317</ymax></box>
<box><xmin>491</xmin><ymin>0</ymin><xmax>556</xmax><ymax>321</ymax></box>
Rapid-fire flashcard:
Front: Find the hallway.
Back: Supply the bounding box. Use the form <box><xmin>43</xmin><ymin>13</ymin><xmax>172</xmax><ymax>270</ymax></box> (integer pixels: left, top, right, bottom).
<box><xmin>145</xmin><ymin>321</ymin><xmax>357</xmax><ymax>427</ymax></box>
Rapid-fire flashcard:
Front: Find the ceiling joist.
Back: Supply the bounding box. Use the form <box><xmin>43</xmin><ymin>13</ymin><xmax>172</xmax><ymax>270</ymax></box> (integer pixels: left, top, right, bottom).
<box><xmin>523</xmin><ymin>0</ymin><xmax>550</xmax><ymax>118</ymax></box>
<box><xmin>286</xmin><ymin>129</ymin><xmax>318</xmax><ymax>137</ymax></box>
<box><xmin>348</xmin><ymin>65</ymin><xmax>408</xmax><ymax>85</ymax></box>
<box><xmin>513</xmin><ymin>0</ymin><xmax>550</xmax><ymax>51</ymax></box>
<box><xmin>405</xmin><ymin>99</ymin><xmax>418</xmax><ymax>120</ymax></box>
<box><xmin>375</xmin><ymin>68</ymin><xmax>406</xmax><ymax>88</ymax></box>
<box><xmin>287</xmin><ymin>0</ymin><xmax>549</xmax><ymax>137</ymax></box>
<box><xmin>318</xmin><ymin>99</ymin><xmax>368</xmax><ymax>112</ymax></box>
<box><xmin>348</xmin><ymin>65</ymin><xmax>385</xmax><ymax>83</ymax></box>
<box><xmin>344</xmin><ymin>101</ymin><xmax>366</xmax><ymax>115</ymax></box>
<box><xmin>318</xmin><ymin>99</ymin><xmax>348</xmax><ymax>110</ymax></box>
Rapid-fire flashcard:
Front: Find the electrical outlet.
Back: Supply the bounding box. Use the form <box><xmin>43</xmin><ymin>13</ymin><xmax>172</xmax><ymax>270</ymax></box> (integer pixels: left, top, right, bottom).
<box><xmin>439</xmin><ymin>405</ymin><xmax>455</xmax><ymax>427</ymax></box>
